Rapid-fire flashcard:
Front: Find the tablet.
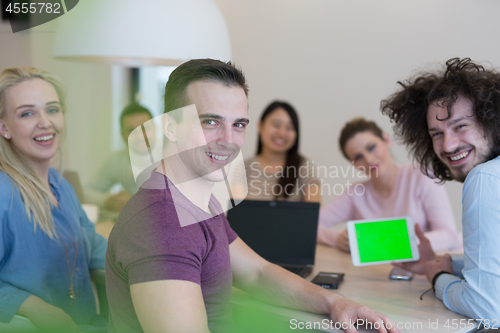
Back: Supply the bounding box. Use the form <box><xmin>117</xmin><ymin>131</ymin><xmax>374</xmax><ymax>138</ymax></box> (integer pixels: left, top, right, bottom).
<box><xmin>347</xmin><ymin>216</ymin><xmax>420</xmax><ymax>267</ymax></box>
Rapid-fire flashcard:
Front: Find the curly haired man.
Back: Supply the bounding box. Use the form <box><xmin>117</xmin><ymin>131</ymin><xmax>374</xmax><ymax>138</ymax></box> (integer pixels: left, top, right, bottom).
<box><xmin>381</xmin><ymin>58</ymin><xmax>500</xmax><ymax>326</ymax></box>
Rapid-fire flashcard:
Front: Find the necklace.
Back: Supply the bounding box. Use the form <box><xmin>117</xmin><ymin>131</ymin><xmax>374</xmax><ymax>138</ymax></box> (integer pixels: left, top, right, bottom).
<box><xmin>55</xmin><ymin>227</ymin><xmax>78</xmax><ymax>306</ymax></box>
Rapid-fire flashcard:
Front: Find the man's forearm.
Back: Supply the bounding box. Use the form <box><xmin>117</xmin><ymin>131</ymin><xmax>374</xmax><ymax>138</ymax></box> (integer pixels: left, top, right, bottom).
<box><xmin>237</xmin><ymin>261</ymin><xmax>340</xmax><ymax>315</ymax></box>
<box><xmin>434</xmin><ymin>273</ymin><xmax>461</xmax><ymax>300</ymax></box>
<box><xmin>451</xmin><ymin>255</ymin><xmax>464</xmax><ymax>278</ymax></box>
<box><xmin>230</xmin><ymin>237</ymin><xmax>400</xmax><ymax>333</ymax></box>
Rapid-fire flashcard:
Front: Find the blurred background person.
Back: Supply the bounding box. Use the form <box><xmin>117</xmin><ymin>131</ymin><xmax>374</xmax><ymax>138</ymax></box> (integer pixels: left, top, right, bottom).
<box><xmin>318</xmin><ymin>117</ymin><xmax>459</xmax><ymax>252</ymax></box>
<box><xmin>84</xmin><ymin>103</ymin><xmax>154</xmax><ymax>213</ymax></box>
<box><xmin>243</xmin><ymin>101</ymin><xmax>320</xmax><ymax>202</ymax></box>
<box><xmin>0</xmin><ymin>67</ymin><xmax>107</xmax><ymax>332</ymax></box>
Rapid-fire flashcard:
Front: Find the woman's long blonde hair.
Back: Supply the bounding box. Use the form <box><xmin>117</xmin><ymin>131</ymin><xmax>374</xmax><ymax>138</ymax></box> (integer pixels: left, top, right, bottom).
<box><xmin>0</xmin><ymin>67</ymin><xmax>67</xmax><ymax>238</ymax></box>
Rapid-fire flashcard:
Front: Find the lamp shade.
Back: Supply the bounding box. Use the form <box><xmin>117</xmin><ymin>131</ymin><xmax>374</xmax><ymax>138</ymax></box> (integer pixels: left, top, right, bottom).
<box><xmin>53</xmin><ymin>0</ymin><xmax>231</xmax><ymax>66</ymax></box>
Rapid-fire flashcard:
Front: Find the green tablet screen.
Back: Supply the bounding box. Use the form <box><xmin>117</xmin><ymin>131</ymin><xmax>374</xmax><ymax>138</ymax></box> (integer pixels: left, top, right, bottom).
<box><xmin>355</xmin><ymin>219</ymin><xmax>412</xmax><ymax>263</ymax></box>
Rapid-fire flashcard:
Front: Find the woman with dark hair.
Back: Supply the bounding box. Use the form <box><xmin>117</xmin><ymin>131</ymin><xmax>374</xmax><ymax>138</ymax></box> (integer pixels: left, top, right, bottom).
<box><xmin>318</xmin><ymin>117</ymin><xmax>459</xmax><ymax>252</ymax></box>
<box><xmin>244</xmin><ymin>101</ymin><xmax>320</xmax><ymax>202</ymax></box>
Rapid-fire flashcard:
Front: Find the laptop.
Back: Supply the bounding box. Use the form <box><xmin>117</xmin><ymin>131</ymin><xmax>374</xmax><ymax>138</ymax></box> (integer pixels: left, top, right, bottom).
<box><xmin>227</xmin><ymin>200</ymin><xmax>320</xmax><ymax>278</ymax></box>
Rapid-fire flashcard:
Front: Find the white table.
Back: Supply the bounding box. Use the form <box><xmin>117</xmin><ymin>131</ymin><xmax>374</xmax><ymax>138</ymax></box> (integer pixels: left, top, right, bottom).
<box><xmin>231</xmin><ymin>245</ymin><xmax>474</xmax><ymax>333</ymax></box>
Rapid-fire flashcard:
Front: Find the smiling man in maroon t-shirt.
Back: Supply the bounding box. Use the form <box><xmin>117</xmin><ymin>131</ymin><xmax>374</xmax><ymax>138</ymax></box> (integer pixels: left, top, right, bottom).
<box><xmin>105</xmin><ymin>59</ymin><xmax>399</xmax><ymax>333</ymax></box>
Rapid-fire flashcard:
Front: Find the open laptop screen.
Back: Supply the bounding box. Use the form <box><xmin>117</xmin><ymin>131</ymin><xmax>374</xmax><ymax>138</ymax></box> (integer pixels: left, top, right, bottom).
<box><xmin>227</xmin><ymin>200</ymin><xmax>319</xmax><ymax>266</ymax></box>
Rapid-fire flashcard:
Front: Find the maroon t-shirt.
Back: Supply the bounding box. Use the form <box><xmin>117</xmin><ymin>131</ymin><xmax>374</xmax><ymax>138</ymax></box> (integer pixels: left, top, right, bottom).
<box><xmin>105</xmin><ymin>172</ymin><xmax>238</xmax><ymax>333</ymax></box>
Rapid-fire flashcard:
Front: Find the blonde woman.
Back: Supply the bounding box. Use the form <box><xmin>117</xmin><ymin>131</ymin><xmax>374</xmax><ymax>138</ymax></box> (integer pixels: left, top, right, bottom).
<box><xmin>0</xmin><ymin>67</ymin><xmax>107</xmax><ymax>332</ymax></box>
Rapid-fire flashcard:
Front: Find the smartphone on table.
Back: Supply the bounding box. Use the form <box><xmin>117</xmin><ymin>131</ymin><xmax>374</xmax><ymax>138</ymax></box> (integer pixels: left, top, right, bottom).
<box><xmin>389</xmin><ymin>267</ymin><xmax>413</xmax><ymax>280</ymax></box>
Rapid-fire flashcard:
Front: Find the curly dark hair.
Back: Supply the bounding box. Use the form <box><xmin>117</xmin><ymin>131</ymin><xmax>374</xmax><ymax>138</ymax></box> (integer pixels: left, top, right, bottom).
<box><xmin>381</xmin><ymin>58</ymin><xmax>500</xmax><ymax>182</ymax></box>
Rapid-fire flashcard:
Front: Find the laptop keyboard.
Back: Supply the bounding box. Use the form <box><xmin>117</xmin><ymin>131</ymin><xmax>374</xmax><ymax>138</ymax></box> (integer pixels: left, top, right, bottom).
<box><xmin>282</xmin><ymin>265</ymin><xmax>312</xmax><ymax>278</ymax></box>
<box><xmin>284</xmin><ymin>266</ymin><xmax>304</xmax><ymax>275</ymax></box>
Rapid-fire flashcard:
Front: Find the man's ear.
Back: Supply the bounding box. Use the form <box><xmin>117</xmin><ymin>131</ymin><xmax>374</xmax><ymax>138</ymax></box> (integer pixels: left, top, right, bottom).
<box><xmin>162</xmin><ymin>113</ymin><xmax>177</xmax><ymax>142</ymax></box>
<box><xmin>0</xmin><ymin>119</ymin><xmax>10</xmax><ymax>139</ymax></box>
<box><xmin>382</xmin><ymin>132</ymin><xmax>391</xmax><ymax>147</ymax></box>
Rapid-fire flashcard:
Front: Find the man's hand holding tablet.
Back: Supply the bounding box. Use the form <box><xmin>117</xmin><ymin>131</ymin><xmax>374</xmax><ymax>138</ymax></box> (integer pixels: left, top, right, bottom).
<box><xmin>392</xmin><ymin>224</ymin><xmax>436</xmax><ymax>274</ymax></box>
<box><xmin>347</xmin><ymin>217</ymin><xmax>420</xmax><ymax>267</ymax></box>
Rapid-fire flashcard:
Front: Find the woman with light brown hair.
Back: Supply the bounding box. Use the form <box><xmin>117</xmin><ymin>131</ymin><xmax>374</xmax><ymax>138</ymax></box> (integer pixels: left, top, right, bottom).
<box><xmin>0</xmin><ymin>67</ymin><xmax>107</xmax><ymax>332</ymax></box>
<box><xmin>318</xmin><ymin>117</ymin><xmax>460</xmax><ymax>253</ymax></box>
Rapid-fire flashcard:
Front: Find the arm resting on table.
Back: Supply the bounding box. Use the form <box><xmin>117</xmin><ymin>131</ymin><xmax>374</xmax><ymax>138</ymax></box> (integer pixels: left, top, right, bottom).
<box><xmin>229</xmin><ymin>237</ymin><xmax>400</xmax><ymax>333</ymax></box>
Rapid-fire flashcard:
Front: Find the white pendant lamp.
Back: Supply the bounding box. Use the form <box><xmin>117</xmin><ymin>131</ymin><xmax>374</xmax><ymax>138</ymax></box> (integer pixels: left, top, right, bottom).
<box><xmin>53</xmin><ymin>0</ymin><xmax>232</xmax><ymax>66</ymax></box>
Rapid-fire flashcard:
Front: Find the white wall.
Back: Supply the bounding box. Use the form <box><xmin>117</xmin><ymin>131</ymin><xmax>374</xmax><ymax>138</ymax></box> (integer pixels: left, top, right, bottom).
<box><xmin>0</xmin><ymin>21</ymin><xmax>30</xmax><ymax>67</ymax></box>
<box><xmin>0</xmin><ymin>19</ymin><xmax>117</xmax><ymax>185</ymax></box>
<box><xmin>3</xmin><ymin>0</ymin><xmax>500</xmax><ymax>229</ymax></box>
<box><xmin>212</xmin><ymin>0</ymin><xmax>500</xmax><ymax>230</ymax></box>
